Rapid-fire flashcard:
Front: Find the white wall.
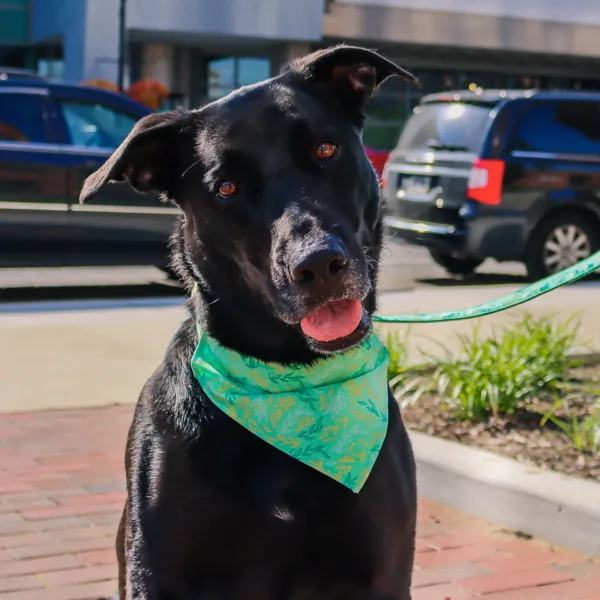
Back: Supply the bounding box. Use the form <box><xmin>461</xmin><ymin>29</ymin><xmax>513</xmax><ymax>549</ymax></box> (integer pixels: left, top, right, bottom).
<box><xmin>336</xmin><ymin>0</ymin><xmax>600</xmax><ymax>26</ymax></box>
<box><xmin>126</xmin><ymin>0</ymin><xmax>325</xmax><ymax>41</ymax></box>
<box><xmin>33</xmin><ymin>0</ymin><xmax>326</xmax><ymax>83</ymax></box>
<box><xmin>84</xmin><ymin>0</ymin><xmax>121</xmax><ymax>83</ymax></box>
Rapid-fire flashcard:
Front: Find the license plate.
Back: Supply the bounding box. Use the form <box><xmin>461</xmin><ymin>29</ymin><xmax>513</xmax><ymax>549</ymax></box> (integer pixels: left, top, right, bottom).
<box><xmin>399</xmin><ymin>175</ymin><xmax>431</xmax><ymax>197</ymax></box>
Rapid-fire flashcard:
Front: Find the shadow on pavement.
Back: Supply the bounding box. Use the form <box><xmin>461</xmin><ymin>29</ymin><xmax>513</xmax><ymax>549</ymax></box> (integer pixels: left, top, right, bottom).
<box><xmin>419</xmin><ymin>272</ymin><xmax>600</xmax><ymax>287</ymax></box>
<box><xmin>0</xmin><ymin>282</ymin><xmax>185</xmax><ymax>304</ymax></box>
<box><xmin>417</xmin><ymin>273</ymin><xmax>527</xmax><ymax>287</ymax></box>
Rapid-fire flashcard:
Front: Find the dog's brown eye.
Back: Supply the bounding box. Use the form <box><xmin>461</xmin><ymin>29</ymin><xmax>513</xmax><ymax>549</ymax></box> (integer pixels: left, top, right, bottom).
<box><xmin>316</xmin><ymin>141</ymin><xmax>338</xmax><ymax>160</ymax></box>
<box><xmin>217</xmin><ymin>180</ymin><xmax>237</xmax><ymax>198</ymax></box>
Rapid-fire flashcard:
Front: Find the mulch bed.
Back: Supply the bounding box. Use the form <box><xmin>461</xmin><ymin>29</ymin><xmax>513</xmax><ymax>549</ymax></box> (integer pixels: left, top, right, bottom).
<box><xmin>400</xmin><ymin>366</ymin><xmax>600</xmax><ymax>481</ymax></box>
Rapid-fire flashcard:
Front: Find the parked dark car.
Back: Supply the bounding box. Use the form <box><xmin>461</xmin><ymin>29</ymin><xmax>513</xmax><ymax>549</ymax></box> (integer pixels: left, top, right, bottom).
<box><xmin>0</xmin><ymin>79</ymin><xmax>178</xmax><ymax>268</ymax></box>
<box><xmin>0</xmin><ymin>79</ymin><xmax>388</xmax><ymax>270</ymax></box>
<box><xmin>383</xmin><ymin>89</ymin><xmax>600</xmax><ymax>280</ymax></box>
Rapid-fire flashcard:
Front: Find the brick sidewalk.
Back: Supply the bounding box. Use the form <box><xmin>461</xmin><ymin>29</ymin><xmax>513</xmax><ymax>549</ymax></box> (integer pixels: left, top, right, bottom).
<box><xmin>0</xmin><ymin>407</ymin><xmax>598</xmax><ymax>600</ymax></box>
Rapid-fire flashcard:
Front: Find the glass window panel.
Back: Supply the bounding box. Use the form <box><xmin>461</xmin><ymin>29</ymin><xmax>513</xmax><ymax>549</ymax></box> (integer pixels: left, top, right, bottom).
<box><xmin>237</xmin><ymin>58</ymin><xmax>270</xmax><ymax>87</ymax></box>
<box><xmin>0</xmin><ymin>94</ymin><xmax>48</xmax><ymax>143</ymax></box>
<box><xmin>59</xmin><ymin>101</ymin><xmax>137</xmax><ymax>148</ymax></box>
<box><xmin>511</xmin><ymin>101</ymin><xmax>600</xmax><ymax>155</ymax></box>
<box><xmin>208</xmin><ymin>58</ymin><xmax>235</xmax><ymax>99</ymax></box>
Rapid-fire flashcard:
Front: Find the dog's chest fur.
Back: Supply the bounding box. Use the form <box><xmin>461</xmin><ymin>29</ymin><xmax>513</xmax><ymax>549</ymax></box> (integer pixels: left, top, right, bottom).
<box><xmin>125</xmin><ymin>318</ymin><xmax>416</xmax><ymax>599</ymax></box>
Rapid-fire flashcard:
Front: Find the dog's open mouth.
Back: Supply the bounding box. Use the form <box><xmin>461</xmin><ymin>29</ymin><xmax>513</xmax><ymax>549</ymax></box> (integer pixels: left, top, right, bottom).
<box><xmin>300</xmin><ymin>299</ymin><xmax>369</xmax><ymax>352</ymax></box>
<box><xmin>301</xmin><ymin>299</ymin><xmax>362</xmax><ymax>342</ymax></box>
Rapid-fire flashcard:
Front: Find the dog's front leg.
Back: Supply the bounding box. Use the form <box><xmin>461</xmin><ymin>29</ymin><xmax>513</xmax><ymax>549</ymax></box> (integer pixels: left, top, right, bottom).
<box><xmin>124</xmin><ymin>560</ymin><xmax>158</xmax><ymax>599</ymax></box>
<box><xmin>119</xmin><ymin>498</ymin><xmax>164</xmax><ymax>600</ymax></box>
<box><xmin>119</xmin><ymin>416</ymin><xmax>163</xmax><ymax>600</ymax></box>
<box><xmin>117</xmin><ymin>499</ymin><xmax>160</xmax><ymax>600</ymax></box>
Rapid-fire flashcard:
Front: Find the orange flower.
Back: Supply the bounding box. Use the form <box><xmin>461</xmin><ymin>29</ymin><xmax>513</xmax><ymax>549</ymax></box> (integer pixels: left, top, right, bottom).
<box><xmin>127</xmin><ymin>79</ymin><xmax>169</xmax><ymax>111</ymax></box>
<box><xmin>80</xmin><ymin>79</ymin><xmax>120</xmax><ymax>93</ymax></box>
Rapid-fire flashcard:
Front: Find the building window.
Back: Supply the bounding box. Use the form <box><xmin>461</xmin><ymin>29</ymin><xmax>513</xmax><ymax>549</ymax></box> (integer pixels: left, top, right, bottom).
<box><xmin>363</xmin><ymin>76</ymin><xmax>419</xmax><ymax>151</ymax></box>
<box><xmin>36</xmin><ymin>45</ymin><xmax>64</xmax><ymax>81</ymax></box>
<box><xmin>207</xmin><ymin>57</ymin><xmax>270</xmax><ymax>100</ymax></box>
<box><xmin>38</xmin><ymin>59</ymin><xmax>64</xmax><ymax>81</ymax></box>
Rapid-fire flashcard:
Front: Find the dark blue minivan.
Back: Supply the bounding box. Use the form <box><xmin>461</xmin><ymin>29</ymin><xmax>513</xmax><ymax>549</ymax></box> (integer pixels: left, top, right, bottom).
<box><xmin>384</xmin><ymin>89</ymin><xmax>600</xmax><ymax>280</ymax></box>
<box><xmin>0</xmin><ymin>80</ymin><xmax>176</xmax><ymax>268</ymax></box>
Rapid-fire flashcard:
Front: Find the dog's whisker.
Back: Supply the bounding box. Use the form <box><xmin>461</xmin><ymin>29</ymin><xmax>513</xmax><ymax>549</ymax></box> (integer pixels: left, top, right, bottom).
<box><xmin>181</xmin><ymin>158</ymin><xmax>202</xmax><ymax>179</ymax></box>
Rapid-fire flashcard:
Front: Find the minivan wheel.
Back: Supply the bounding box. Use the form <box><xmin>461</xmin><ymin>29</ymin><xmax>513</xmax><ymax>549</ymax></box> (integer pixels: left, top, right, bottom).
<box><xmin>525</xmin><ymin>213</ymin><xmax>598</xmax><ymax>282</ymax></box>
<box><xmin>428</xmin><ymin>250</ymin><xmax>483</xmax><ymax>276</ymax></box>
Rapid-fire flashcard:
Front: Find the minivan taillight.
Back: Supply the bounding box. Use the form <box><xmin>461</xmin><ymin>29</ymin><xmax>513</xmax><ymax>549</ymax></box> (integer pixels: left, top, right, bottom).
<box><xmin>467</xmin><ymin>159</ymin><xmax>505</xmax><ymax>205</ymax></box>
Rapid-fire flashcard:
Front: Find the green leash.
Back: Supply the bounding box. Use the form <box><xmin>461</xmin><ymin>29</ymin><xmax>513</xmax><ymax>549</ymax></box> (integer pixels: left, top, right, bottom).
<box><xmin>372</xmin><ymin>250</ymin><xmax>600</xmax><ymax>324</ymax></box>
<box><xmin>188</xmin><ymin>251</ymin><xmax>598</xmax><ymax>494</ymax></box>
<box><xmin>190</xmin><ymin>250</ymin><xmax>599</xmax><ymax>324</ymax></box>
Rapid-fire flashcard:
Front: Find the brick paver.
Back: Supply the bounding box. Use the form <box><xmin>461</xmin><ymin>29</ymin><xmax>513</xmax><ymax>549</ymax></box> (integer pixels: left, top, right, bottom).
<box><xmin>0</xmin><ymin>406</ymin><xmax>598</xmax><ymax>599</ymax></box>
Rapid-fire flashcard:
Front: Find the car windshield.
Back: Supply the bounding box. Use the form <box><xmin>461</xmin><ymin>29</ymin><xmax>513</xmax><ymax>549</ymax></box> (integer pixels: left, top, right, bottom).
<box><xmin>396</xmin><ymin>102</ymin><xmax>496</xmax><ymax>153</ymax></box>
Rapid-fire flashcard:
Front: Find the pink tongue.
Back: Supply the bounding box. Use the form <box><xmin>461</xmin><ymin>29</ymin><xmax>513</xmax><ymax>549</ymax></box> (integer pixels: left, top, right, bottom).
<box><xmin>300</xmin><ymin>299</ymin><xmax>363</xmax><ymax>342</ymax></box>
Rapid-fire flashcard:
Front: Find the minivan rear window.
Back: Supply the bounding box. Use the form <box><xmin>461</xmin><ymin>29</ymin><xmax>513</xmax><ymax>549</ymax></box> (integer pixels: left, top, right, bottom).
<box><xmin>395</xmin><ymin>102</ymin><xmax>495</xmax><ymax>153</ymax></box>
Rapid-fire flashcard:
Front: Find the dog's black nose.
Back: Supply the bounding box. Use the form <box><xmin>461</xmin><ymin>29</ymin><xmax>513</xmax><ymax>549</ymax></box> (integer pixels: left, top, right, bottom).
<box><xmin>291</xmin><ymin>239</ymin><xmax>349</xmax><ymax>287</ymax></box>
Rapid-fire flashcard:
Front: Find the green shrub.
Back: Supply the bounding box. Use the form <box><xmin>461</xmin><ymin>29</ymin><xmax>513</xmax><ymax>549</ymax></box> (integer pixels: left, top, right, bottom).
<box><xmin>382</xmin><ymin>327</ymin><xmax>436</xmax><ymax>407</ymax></box>
<box><xmin>384</xmin><ymin>328</ymin><xmax>411</xmax><ymax>383</ymax></box>
<box><xmin>401</xmin><ymin>313</ymin><xmax>581</xmax><ymax>421</ymax></box>
<box><xmin>542</xmin><ymin>398</ymin><xmax>600</xmax><ymax>455</ymax></box>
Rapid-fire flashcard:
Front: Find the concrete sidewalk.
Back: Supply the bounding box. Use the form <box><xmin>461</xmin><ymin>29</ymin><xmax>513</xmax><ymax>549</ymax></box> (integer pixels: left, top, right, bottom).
<box><xmin>0</xmin><ymin>405</ymin><xmax>598</xmax><ymax>600</ymax></box>
<box><xmin>1</xmin><ymin>281</ymin><xmax>599</xmax><ymax>413</ymax></box>
<box><xmin>377</xmin><ymin>282</ymin><xmax>600</xmax><ymax>361</ymax></box>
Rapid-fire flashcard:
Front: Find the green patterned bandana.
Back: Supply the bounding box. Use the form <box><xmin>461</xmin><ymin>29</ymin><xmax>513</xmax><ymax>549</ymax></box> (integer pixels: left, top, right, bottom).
<box><xmin>191</xmin><ymin>330</ymin><xmax>390</xmax><ymax>493</ymax></box>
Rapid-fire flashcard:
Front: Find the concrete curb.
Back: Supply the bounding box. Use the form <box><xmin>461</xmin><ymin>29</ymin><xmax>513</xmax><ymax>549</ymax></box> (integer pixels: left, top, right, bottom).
<box><xmin>410</xmin><ymin>430</ymin><xmax>600</xmax><ymax>557</ymax></box>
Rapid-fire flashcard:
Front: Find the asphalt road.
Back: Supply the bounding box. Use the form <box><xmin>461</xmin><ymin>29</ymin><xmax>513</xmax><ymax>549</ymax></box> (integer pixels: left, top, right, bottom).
<box><xmin>0</xmin><ymin>242</ymin><xmax>529</xmax><ymax>304</ymax></box>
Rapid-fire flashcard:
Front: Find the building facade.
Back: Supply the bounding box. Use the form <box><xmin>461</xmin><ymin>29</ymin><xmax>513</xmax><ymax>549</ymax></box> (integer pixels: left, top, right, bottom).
<box><xmin>5</xmin><ymin>0</ymin><xmax>600</xmax><ymax>148</ymax></box>
<box><xmin>0</xmin><ymin>0</ymin><xmax>33</xmax><ymax>70</ymax></box>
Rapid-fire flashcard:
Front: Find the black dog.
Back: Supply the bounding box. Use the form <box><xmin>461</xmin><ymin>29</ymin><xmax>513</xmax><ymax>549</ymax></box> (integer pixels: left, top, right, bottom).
<box><xmin>81</xmin><ymin>45</ymin><xmax>417</xmax><ymax>600</ymax></box>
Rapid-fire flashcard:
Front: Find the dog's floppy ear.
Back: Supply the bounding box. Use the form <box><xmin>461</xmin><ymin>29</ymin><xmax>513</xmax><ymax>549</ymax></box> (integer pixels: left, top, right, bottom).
<box><xmin>79</xmin><ymin>111</ymin><xmax>189</xmax><ymax>204</ymax></box>
<box><xmin>288</xmin><ymin>44</ymin><xmax>416</xmax><ymax>109</ymax></box>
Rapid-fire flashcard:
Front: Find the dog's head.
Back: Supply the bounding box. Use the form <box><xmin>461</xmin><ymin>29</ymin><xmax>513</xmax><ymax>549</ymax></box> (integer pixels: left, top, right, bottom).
<box><xmin>80</xmin><ymin>45</ymin><xmax>415</xmax><ymax>362</ymax></box>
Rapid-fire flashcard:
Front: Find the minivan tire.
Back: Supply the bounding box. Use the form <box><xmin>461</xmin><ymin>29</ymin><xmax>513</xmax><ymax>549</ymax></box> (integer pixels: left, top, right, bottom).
<box><xmin>525</xmin><ymin>213</ymin><xmax>598</xmax><ymax>282</ymax></box>
<box><xmin>428</xmin><ymin>250</ymin><xmax>483</xmax><ymax>276</ymax></box>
